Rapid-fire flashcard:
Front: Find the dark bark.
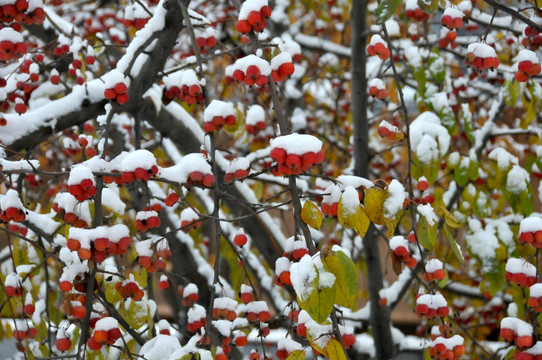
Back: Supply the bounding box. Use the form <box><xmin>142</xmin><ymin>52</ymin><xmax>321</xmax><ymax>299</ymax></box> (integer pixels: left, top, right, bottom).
<box><xmin>351</xmin><ymin>1</ymin><xmax>395</xmax><ymax>358</ymax></box>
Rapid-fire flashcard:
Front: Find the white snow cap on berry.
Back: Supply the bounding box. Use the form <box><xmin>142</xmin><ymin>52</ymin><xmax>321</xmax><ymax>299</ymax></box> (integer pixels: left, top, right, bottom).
<box><xmin>270</xmin><ymin>52</ymin><xmax>293</xmax><ymax>70</ymax></box>
<box><xmin>275</xmin><ymin>256</ymin><xmax>291</xmax><ymax>274</ymax></box>
<box><xmin>120</xmin><ymin>149</ymin><xmax>157</xmax><ymax>172</ymax></box>
<box><xmin>520</xmin><ymin>216</ymin><xmax>542</xmax><ymax>233</ymax></box>
<box><xmin>405</xmin><ymin>0</ymin><xmax>420</xmax><ymax>10</ymax></box>
<box><xmin>1</xmin><ymin>189</ymin><xmax>24</xmax><ymax>210</ymax></box>
<box><xmin>203</xmin><ymin>100</ymin><xmax>235</xmax><ymax>122</ymax></box>
<box><xmin>531</xmin><ymin>283</ymin><xmax>542</xmax><ymax>298</ymax></box>
<box><xmin>277</xmin><ymin>338</ymin><xmax>303</xmax><ymax>352</ymax></box>
<box><xmin>246</xmin><ymin>105</ymin><xmax>265</xmax><ymax>125</ymax></box>
<box><xmin>336</xmin><ymin>175</ymin><xmax>374</xmax><ymax>190</ymax></box>
<box><xmin>234</xmin><ymin>54</ymin><xmax>271</xmax><ymax>76</ymax></box>
<box><xmin>442</xmin><ymin>7</ymin><xmax>463</xmax><ymax>19</ymax></box>
<box><xmin>515</xmin><ymin>49</ymin><xmax>540</xmax><ymax>65</ymax></box>
<box><xmin>369</xmin><ymin>34</ymin><xmax>385</xmax><ymax>46</ymax></box>
<box><xmin>238</xmin><ymin>0</ymin><xmax>268</xmax><ymax>20</ymax></box>
<box><xmin>270</xmin><ymin>133</ymin><xmax>322</xmax><ymax>155</ymax></box>
<box><xmin>0</xmin><ymin>27</ymin><xmax>23</xmax><ymax>43</ymax></box>
<box><xmin>501</xmin><ymin>317</ymin><xmax>533</xmax><ymax>336</ymax></box>
<box><xmin>369</xmin><ymin>78</ymin><xmax>385</xmax><ymax>89</ymax></box>
<box><xmin>466</xmin><ymin>43</ymin><xmax>497</xmax><ymax>58</ymax></box>
<box><xmin>226</xmin><ymin>157</ymin><xmax>249</xmax><ymax>172</ymax></box>
<box><xmin>104</xmin><ymin>69</ymin><xmax>130</xmax><ymax>88</ymax></box>
<box><xmin>416</xmin><ymin>292</ymin><xmax>447</xmax><ymax>308</ymax></box>
<box><xmin>68</xmin><ymin>165</ymin><xmax>95</xmax><ymax>185</ymax></box>
<box><xmin>180</xmin><ymin>207</ymin><xmax>199</xmax><ymax>222</ymax></box>
<box><xmin>160</xmin><ymin>153</ymin><xmax>212</xmax><ymax>183</ymax></box>
<box><xmin>506</xmin><ymin>258</ymin><xmax>536</xmax><ymax>276</ymax></box>
<box><xmin>214</xmin><ymin>296</ymin><xmax>238</xmax><ymax>310</ymax></box>
<box><xmin>95</xmin><ymin>317</ymin><xmax>119</xmax><ymax>331</ymax></box>
<box><xmin>135</xmin><ymin>239</ymin><xmax>153</xmax><ymax>257</ymax></box>
<box><xmin>389</xmin><ymin>235</ymin><xmax>408</xmax><ymax>251</ymax></box>
<box><xmin>425</xmin><ymin>259</ymin><xmax>443</xmax><ymax>273</ymax></box>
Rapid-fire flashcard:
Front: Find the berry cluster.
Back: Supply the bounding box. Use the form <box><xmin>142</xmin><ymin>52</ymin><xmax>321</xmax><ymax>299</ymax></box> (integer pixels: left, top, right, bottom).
<box><xmin>283</xmin><ymin>237</ymin><xmax>310</xmax><ymax>261</ymax></box>
<box><xmin>515</xmin><ymin>50</ymin><xmax>541</xmax><ymax>83</ymax></box>
<box><xmin>180</xmin><ymin>207</ymin><xmax>201</xmax><ymax>232</ymax></box>
<box><xmin>429</xmin><ymin>335</ymin><xmax>465</xmax><ymax>360</ymax></box>
<box><xmin>0</xmin><ymin>189</ymin><xmax>26</xmax><ymax>222</ymax></box>
<box><xmin>162</xmin><ymin>69</ymin><xmax>205</xmax><ymax>105</ymax></box>
<box><xmin>377</xmin><ymin>120</ymin><xmax>401</xmax><ymax>140</ymax></box>
<box><xmin>441</xmin><ymin>8</ymin><xmax>463</xmax><ymax>30</ymax></box>
<box><xmin>68</xmin><ymin>165</ymin><xmax>96</xmax><ymax>201</ymax></box>
<box><xmin>164</xmin><ymin>191</ymin><xmax>179</xmax><ymax>207</ymax></box>
<box><xmin>203</xmin><ymin>100</ymin><xmax>237</xmax><ymax>133</ymax></box>
<box><xmin>67</xmin><ymin>225</ymin><xmax>132</xmax><ymax>263</ymax></box>
<box><xmin>423</xmin><ymin>259</ymin><xmax>446</xmax><ymax>282</ymax></box>
<box><xmin>53</xmin><ymin>192</ymin><xmax>90</xmax><ymax>228</ymax></box>
<box><xmin>5</xmin><ymin>272</ymin><xmax>23</xmax><ymax>297</ymax></box>
<box><xmin>194</xmin><ymin>27</ymin><xmax>217</xmax><ymax>54</ymax></box>
<box><xmin>225</xmin><ymin>157</ymin><xmax>250</xmax><ymax>182</ymax></box>
<box><xmin>320</xmin><ymin>185</ymin><xmax>343</xmax><ymax>218</ymax></box>
<box><xmin>522</xmin><ymin>19</ymin><xmax>542</xmax><ymax>50</ymax></box>
<box><xmin>0</xmin><ymin>0</ymin><xmax>44</xmax><ymax>24</ymax></box>
<box><xmin>368</xmin><ymin>78</ymin><xmax>389</xmax><ymax>100</ymax></box>
<box><xmin>270</xmin><ymin>133</ymin><xmax>324</xmax><ymax>176</ymax></box>
<box><xmin>187</xmin><ymin>304</ymin><xmax>207</xmax><ymax>332</ymax></box>
<box><xmin>135</xmin><ymin>210</ymin><xmax>161</xmax><ymax>232</ymax></box>
<box><xmin>464</xmin><ymin>43</ymin><xmax>500</xmax><ymax>71</ymax></box>
<box><xmin>514</xmin><ymin>342</ymin><xmax>542</xmax><ymax>360</ymax></box>
<box><xmin>500</xmin><ymin>317</ymin><xmax>534</xmax><ymax>349</ymax></box>
<box><xmin>390</xmin><ymin>236</ymin><xmax>417</xmax><ymax>269</ymax></box>
<box><xmin>232</xmin><ymin>54</ymin><xmax>271</xmax><ymax>88</ymax></box>
<box><xmin>367</xmin><ymin>34</ymin><xmax>390</xmax><ymax>60</ymax></box>
<box><xmin>0</xmin><ymin>28</ymin><xmax>25</xmax><ymax>61</ymax></box>
<box><xmin>104</xmin><ymin>71</ymin><xmax>130</xmax><ymax>104</ymax></box>
<box><xmin>505</xmin><ymin>258</ymin><xmax>537</xmax><ymax>287</ymax></box>
<box><xmin>13</xmin><ymin>319</ymin><xmax>36</xmax><ymax>342</ymax></box>
<box><xmin>245</xmin><ymin>300</ymin><xmax>271</xmax><ymax>323</ymax></box>
<box><xmin>245</xmin><ymin>104</ymin><xmax>266</xmax><ymax>135</ymax></box>
<box><xmin>415</xmin><ymin>293</ymin><xmax>449</xmax><ymax>318</ymax></box>
<box><xmin>528</xmin><ymin>284</ymin><xmax>542</xmax><ymax>312</ymax></box>
<box><xmin>122</xmin><ymin>3</ymin><xmax>150</xmax><ymax>29</ymax></box>
<box><xmin>519</xmin><ymin>216</ymin><xmax>542</xmax><ymax>247</ymax></box>
<box><xmin>270</xmin><ymin>53</ymin><xmax>295</xmax><ymax>82</ymax></box>
<box><xmin>236</xmin><ymin>0</ymin><xmax>271</xmax><ymax>33</ymax></box>
<box><xmin>405</xmin><ymin>0</ymin><xmax>429</xmax><ymax>22</ymax></box>
<box><xmin>135</xmin><ymin>238</ymin><xmax>170</xmax><ymax>272</ymax></box>
<box><xmin>213</xmin><ymin>297</ymin><xmax>238</xmax><ymax>320</ymax></box>
<box><xmin>116</xmin><ymin>274</ymin><xmax>144</xmax><ymax>301</ymax></box>
<box><xmin>438</xmin><ymin>28</ymin><xmax>458</xmax><ymax>49</ymax></box>
<box><xmin>56</xmin><ymin>327</ymin><xmax>72</xmax><ymax>352</ymax></box>
<box><xmin>274</xmin><ymin>256</ymin><xmax>292</xmax><ymax>287</ymax></box>
<box><xmin>239</xmin><ymin>284</ymin><xmax>253</xmax><ymax>304</ymax></box>
<box><xmin>87</xmin><ymin>317</ymin><xmax>121</xmax><ymax>351</ymax></box>
<box><xmin>179</xmin><ymin>283</ymin><xmax>199</xmax><ymax>306</ymax></box>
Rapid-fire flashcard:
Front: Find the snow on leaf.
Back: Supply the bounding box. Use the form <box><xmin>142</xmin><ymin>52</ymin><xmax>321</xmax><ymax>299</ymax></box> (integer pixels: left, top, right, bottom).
<box><xmin>337</xmin><ymin>187</ymin><xmax>369</xmax><ymax>238</ymax></box>
<box><xmin>286</xmin><ymin>350</ymin><xmax>305</xmax><ymax>360</ymax></box>
<box><xmin>375</xmin><ymin>0</ymin><xmax>401</xmax><ymax>24</ymax></box>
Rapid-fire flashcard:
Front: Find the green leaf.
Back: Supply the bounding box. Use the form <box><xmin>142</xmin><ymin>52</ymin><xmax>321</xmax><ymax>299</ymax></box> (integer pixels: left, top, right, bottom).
<box><xmin>454</xmin><ymin>162</ymin><xmax>469</xmax><ymax>186</ymax></box>
<box><xmin>417</xmin><ymin>0</ymin><xmax>438</xmax><ymax>14</ymax></box>
<box><xmin>302</xmin><ymin>201</ymin><xmax>323</xmax><ymax>230</ymax></box>
<box><xmin>522</xmin><ymin>84</ymin><xmax>539</xmax><ymax>128</ymax></box>
<box><xmin>321</xmin><ymin>249</ymin><xmax>358</xmax><ymax>309</ymax></box>
<box><xmin>337</xmin><ymin>198</ymin><xmax>370</xmax><ymax>238</ymax></box>
<box><xmin>503</xmin><ymin>79</ymin><xmax>517</xmax><ymax>107</ymax></box>
<box><xmin>461</xmin><ymin>104</ymin><xmax>475</xmax><ymax>145</ymax></box>
<box><xmin>296</xmin><ymin>261</ymin><xmax>336</xmax><ymax>324</ymax></box>
<box><xmin>468</xmin><ymin>157</ymin><xmax>479</xmax><ymax>181</ymax></box>
<box><xmin>417</xmin><ymin>216</ymin><xmax>437</xmax><ymax>251</ymax></box>
<box><xmin>286</xmin><ymin>350</ymin><xmax>306</xmax><ymax>360</ymax></box>
<box><xmin>443</xmin><ymin>224</ymin><xmax>464</xmax><ymax>263</ymax></box>
<box><xmin>428</xmin><ymin>48</ymin><xmax>445</xmax><ymax>84</ymax></box>
<box><xmin>375</xmin><ymin>0</ymin><xmax>401</xmax><ymax>23</ymax></box>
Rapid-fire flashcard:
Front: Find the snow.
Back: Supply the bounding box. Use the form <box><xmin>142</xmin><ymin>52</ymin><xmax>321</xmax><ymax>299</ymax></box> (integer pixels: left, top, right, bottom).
<box><xmin>531</xmin><ymin>283</ymin><xmax>542</xmax><ymax>298</ymax></box>
<box><xmin>277</xmin><ymin>338</ymin><xmax>303</xmax><ymax>352</ymax></box>
<box><xmin>313</xmin><ymin>254</ymin><xmax>336</xmax><ymax>290</ymax></box>
<box><xmin>271</xmin><ymin>52</ymin><xmax>293</xmax><ymax>69</ymax></box>
<box><xmin>416</xmin><ymin>292</ymin><xmax>447</xmax><ymax>308</ymax></box>
<box><xmin>340</xmin><ymin>186</ymin><xmax>360</xmax><ymax>215</ymax></box>
<box><xmin>369</xmin><ymin>78</ymin><xmax>385</xmax><ymax>89</ymax></box>
<box><xmin>443</xmin><ymin>7</ymin><xmax>463</xmax><ymax>19</ymax></box>
<box><xmin>233</xmin><ymin>54</ymin><xmax>271</xmax><ymax>76</ymax></box>
<box><xmin>384</xmin><ymin>180</ymin><xmax>406</xmax><ymax>217</ymax></box>
<box><xmin>389</xmin><ymin>236</ymin><xmax>408</xmax><ymax>251</ymax></box>
<box><xmin>425</xmin><ymin>259</ymin><xmax>443</xmax><ymax>273</ymax></box>
<box><xmin>520</xmin><ymin>216</ymin><xmax>542</xmax><ymax>233</ymax></box>
<box><xmin>506</xmin><ymin>165</ymin><xmax>530</xmax><ymax>194</ymax></box>
<box><xmin>203</xmin><ymin>100</ymin><xmax>235</xmax><ymax>122</ymax></box>
<box><xmin>290</xmin><ymin>255</ymin><xmax>317</xmax><ymax>301</ymax></box>
<box><xmin>214</xmin><ymin>297</ymin><xmax>238</xmax><ymax>310</ymax></box>
<box><xmin>467</xmin><ymin>42</ymin><xmax>497</xmax><ymax>58</ymax></box>
<box><xmin>0</xmin><ymin>27</ymin><xmax>23</xmax><ymax>43</ymax></box>
<box><xmin>506</xmin><ymin>258</ymin><xmax>536</xmax><ymax>277</ymax></box>
<box><xmin>160</xmin><ymin>153</ymin><xmax>212</xmax><ymax>184</ymax></box>
<box><xmin>465</xmin><ymin>219</ymin><xmax>499</xmax><ymax>273</ymax></box>
<box><xmin>275</xmin><ymin>256</ymin><xmax>291</xmax><ymax>274</ymax></box>
<box><xmin>270</xmin><ymin>133</ymin><xmax>322</xmax><ymax>155</ymax></box>
<box><xmin>246</xmin><ymin>104</ymin><xmax>266</xmax><ymax>126</ymax></box>
<box><xmin>135</xmin><ymin>239</ymin><xmax>153</xmax><ymax>257</ymax></box>
<box><xmin>5</xmin><ymin>273</ymin><xmax>22</xmax><ymax>288</ymax></box>
<box><xmin>488</xmin><ymin>148</ymin><xmax>518</xmax><ymax>170</ymax></box>
<box><xmin>94</xmin><ymin>317</ymin><xmax>119</xmax><ymax>331</ymax></box>
<box><xmin>120</xmin><ymin>149</ymin><xmax>156</xmax><ymax>171</ymax></box>
<box><xmin>515</xmin><ymin>49</ymin><xmax>539</xmax><ymax>64</ymax></box>
<box><xmin>26</xmin><ymin>211</ymin><xmax>60</xmax><ymax>235</ymax></box>
<box><xmin>139</xmin><ymin>334</ymin><xmax>182</xmax><ymax>360</ymax></box>
<box><xmin>1</xmin><ymin>189</ymin><xmax>24</xmax><ymax>210</ymax></box>
<box><xmin>238</xmin><ymin>0</ymin><xmax>268</xmax><ymax>19</ymax></box>
<box><xmin>369</xmin><ymin>34</ymin><xmax>385</xmax><ymax>46</ymax></box>
<box><xmin>0</xmin><ymin>158</ymin><xmax>40</xmax><ymax>171</ymax></box>
<box><xmin>68</xmin><ymin>165</ymin><xmax>95</xmax><ymax>185</ymax></box>
<box><xmin>102</xmin><ymin>188</ymin><xmax>126</xmax><ymax>214</ymax></box>
<box><xmin>417</xmin><ymin>204</ymin><xmax>438</xmax><ymax>226</ymax></box>
<box><xmin>226</xmin><ymin>157</ymin><xmax>249</xmax><ymax>173</ymax></box>
<box><xmin>246</xmin><ymin>300</ymin><xmax>269</xmax><ymax>313</ymax></box>
<box><xmin>409</xmin><ymin>112</ymin><xmax>451</xmax><ymax>163</ymax></box>
<box><xmin>501</xmin><ymin>317</ymin><xmax>533</xmax><ymax>337</ymax></box>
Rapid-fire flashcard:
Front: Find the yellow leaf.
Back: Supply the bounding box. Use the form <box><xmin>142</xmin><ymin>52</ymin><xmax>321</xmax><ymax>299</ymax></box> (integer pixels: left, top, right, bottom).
<box><xmin>321</xmin><ymin>249</ymin><xmax>357</xmax><ymax>309</ymax></box>
<box><xmin>443</xmin><ymin>224</ymin><xmax>464</xmax><ymax>263</ymax></box>
<box><xmin>337</xmin><ymin>198</ymin><xmax>370</xmax><ymax>238</ymax></box>
<box><xmin>302</xmin><ymin>201</ymin><xmax>323</xmax><ymax>230</ymax></box>
<box><xmin>286</xmin><ymin>350</ymin><xmax>306</xmax><ymax>360</ymax></box>
<box><xmin>325</xmin><ymin>339</ymin><xmax>347</xmax><ymax>360</ymax></box>
<box><xmin>308</xmin><ymin>335</ymin><xmax>332</xmax><ymax>358</ymax></box>
<box><xmin>437</xmin><ymin>205</ymin><xmax>462</xmax><ymax>229</ymax></box>
<box><xmin>364</xmin><ymin>187</ymin><xmax>386</xmax><ymax>225</ymax></box>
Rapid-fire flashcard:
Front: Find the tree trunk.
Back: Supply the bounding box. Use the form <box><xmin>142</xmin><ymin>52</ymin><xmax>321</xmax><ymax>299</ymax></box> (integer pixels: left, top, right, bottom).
<box><xmin>351</xmin><ymin>1</ymin><xmax>396</xmax><ymax>358</ymax></box>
